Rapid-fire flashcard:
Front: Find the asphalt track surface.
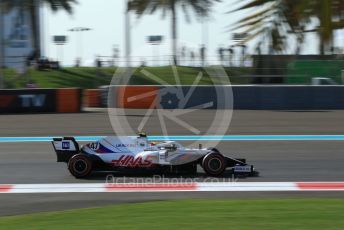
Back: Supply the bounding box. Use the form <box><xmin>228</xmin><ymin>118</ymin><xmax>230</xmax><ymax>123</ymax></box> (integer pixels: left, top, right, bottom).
<box><xmin>1</xmin><ymin>110</ymin><xmax>344</xmax><ymax>216</ymax></box>
<box><xmin>2</xmin><ymin>109</ymin><xmax>344</xmax><ymax>136</ymax></box>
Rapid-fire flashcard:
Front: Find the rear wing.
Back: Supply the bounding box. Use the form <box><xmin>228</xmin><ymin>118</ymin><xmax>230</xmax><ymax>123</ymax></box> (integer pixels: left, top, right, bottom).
<box><xmin>52</xmin><ymin>137</ymin><xmax>80</xmax><ymax>162</ymax></box>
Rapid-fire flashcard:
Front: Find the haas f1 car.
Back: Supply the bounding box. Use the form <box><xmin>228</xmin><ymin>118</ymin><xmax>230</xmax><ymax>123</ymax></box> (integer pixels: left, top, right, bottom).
<box><xmin>52</xmin><ymin>134</ymin><xmax>257</xmax><ymax>178</ymax></box>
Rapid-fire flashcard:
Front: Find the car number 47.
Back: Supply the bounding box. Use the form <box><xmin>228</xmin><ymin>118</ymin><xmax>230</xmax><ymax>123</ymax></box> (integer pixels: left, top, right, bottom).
<box><xmin>89</xmin><ymin>142</ymin><xmax>99</xmax><ymax>150</ymax></box>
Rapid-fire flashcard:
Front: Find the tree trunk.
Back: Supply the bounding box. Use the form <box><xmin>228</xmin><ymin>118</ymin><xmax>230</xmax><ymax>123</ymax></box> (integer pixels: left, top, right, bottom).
<box><xmin>29</xmin><ymin>0</ymin><xmax>40</xmax><ymax>59</ymax></box>
<box><xmin>171</xmin><ymin>0</ymin><xmax>178</xmax><ymax>65</ymax></box>
<box><xmin>319</xmin><ymin>35</ymin><xmax>325</xmax><ymax>55</ymax></box>
<box><xmin>319</xmin><ymin>0</ymin><xmax>332</xmax><ymax>55</ymax></box>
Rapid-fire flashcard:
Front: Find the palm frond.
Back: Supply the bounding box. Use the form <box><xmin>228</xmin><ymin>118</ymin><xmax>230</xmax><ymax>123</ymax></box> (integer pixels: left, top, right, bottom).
<box><xmin>229</xmin><ymin>0</ymin><xmax>275</xmax><ymax>13</ymax></box>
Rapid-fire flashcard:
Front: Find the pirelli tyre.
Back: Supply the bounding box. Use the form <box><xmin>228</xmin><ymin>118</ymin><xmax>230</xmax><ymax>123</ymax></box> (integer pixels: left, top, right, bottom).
<box><xmin>202</xmin><ymin>152</ymin><xmax>226</xmax><ymax>176</ymax></box>
<box><xmin>68</xmin><ymin>154</ymin><xmax>93</xmax><ymax>178</ymax></box>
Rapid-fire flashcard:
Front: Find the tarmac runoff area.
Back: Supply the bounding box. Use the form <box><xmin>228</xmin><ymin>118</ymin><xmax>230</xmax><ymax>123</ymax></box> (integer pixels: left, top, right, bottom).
<box><xmin>0</xmin><ymin>110</ymin><xmax>344</xmax><ymax>216</ymax></box>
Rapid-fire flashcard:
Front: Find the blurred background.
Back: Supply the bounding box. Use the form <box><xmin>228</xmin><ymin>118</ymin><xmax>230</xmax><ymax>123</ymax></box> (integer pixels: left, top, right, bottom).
<box><xmin>0</xmin><ymin>0</ymin><xmax>343</xmax><ymax>89</ymax></box>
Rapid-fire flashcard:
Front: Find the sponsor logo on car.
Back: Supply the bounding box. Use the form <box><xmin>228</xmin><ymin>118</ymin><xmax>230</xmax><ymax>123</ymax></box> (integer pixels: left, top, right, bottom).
<box><xmin>62</xmin><ymin>142</ymin><xmax>70</xmax><ymax>150</ymax></box>
<box><xmin>111</xmin><ymin>155</ymin><xmax>155</xmax><ymax>168</ymax></box>
<box><xmin>233</xmin><ymin>165</ymin><xmax>252</xmax><ymax>173</ymax></box>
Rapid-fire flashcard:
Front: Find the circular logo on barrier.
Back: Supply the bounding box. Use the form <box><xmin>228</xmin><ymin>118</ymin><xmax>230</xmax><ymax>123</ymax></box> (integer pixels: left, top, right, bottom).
<box><xmin>107</xmin><ymin>40</ymin><xmax>233</xmax><ymax>149</ymax></box>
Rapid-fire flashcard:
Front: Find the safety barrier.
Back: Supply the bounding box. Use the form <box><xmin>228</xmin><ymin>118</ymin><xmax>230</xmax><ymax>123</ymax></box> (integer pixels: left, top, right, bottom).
<box><xmin>106</xmin><ymin>85</ymin><xmax>231</xmax><ymax>109</ymax></box>
<box><xmin>104</xmin><ymin>85</ymin><xmax>344</xmax><ymax>110</ymax></box>
<box><xmin>84</xmin><ymin>89</ymin><xmax>102</xmax><ymax>108</ymax></box>
<box><xmin>116</xmin><ymin>86</ymin><xmax>159</xmax><ymax>109</ymax></box>
<box><xmin>5</xmin><ymin>86</ymin><xmax>342</xmax><ymax>112</ymax></box>
<box><xmin>232</xmin><ymin>85</ymin><xmax>344</xmax><ymax>110</ymax></box>
<box><xmin>0</xmin><ymin>88</ymin><xmax>82</xmax><ymax>113</ymax></box>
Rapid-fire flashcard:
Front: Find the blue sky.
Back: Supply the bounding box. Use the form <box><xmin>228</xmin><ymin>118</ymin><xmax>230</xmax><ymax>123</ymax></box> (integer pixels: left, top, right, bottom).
<box><xmin>42</xmin><ymin>0</ymin><xmax>342</xmax><ymax>66</ymax></box>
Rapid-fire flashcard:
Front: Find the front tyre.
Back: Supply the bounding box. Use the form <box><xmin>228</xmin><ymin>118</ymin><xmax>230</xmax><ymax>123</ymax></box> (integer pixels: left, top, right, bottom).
<box><xmin>68</xmin><ymin>154</ymin><xmax>93</xmax><ymax>178</ymax></box>
<box><xmin>202</xmin><ymin>152</ymin><xmax>226</xmax><ymax>177</ymax></box>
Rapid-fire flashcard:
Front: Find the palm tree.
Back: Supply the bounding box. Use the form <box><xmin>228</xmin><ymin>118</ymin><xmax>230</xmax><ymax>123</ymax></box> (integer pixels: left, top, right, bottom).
<box><xmin>229</xmin><ymin>0</ymin><xmax>306</xmax><ymax>53</ymax></box>
<box><xmin>230</xmin><ymin>0</ymin><xmax>344</xmax><ymax>54</ymax></box>
<box><xmin>128</xmin><ymin>0</ymin><xmax>220</xmax><ymax>65</ymax></box>
<box><xmin>2</xmin><ymin>0</ymin><xmax>77</xmax><ymax>59</ymax></box>
<box><xmin>307</xmin><ymin>0</ymin><xmax>344</xmax><ymax>54</ymax></box>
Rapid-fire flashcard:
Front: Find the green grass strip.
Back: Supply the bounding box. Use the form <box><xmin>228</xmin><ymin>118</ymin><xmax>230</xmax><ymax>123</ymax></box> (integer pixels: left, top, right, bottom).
<box><xmin>0</xmin><ymin>198</ymin><xmax>343</xmax><ymax>230</ymax></box>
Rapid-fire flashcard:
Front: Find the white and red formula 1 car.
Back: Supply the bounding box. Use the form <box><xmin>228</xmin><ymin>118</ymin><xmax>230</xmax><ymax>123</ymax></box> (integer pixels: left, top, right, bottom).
<box><xmin>52</xmin><ymin>133</ymin><xmax>257</xmax><ymax>178</ymax></box>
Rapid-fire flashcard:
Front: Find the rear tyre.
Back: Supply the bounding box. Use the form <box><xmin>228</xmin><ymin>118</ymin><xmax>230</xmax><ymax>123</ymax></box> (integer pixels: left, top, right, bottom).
<box><xmin>202</xmin><ymin>152</ymin><xmax>226</xmax><ymax>177</ymax></box>
<box><xmin>68</xmin><ymin>154</ymin><xmax>93</xmax><ymax>178</ymax></box>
